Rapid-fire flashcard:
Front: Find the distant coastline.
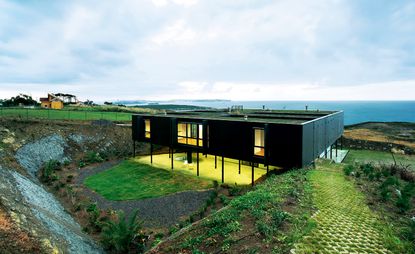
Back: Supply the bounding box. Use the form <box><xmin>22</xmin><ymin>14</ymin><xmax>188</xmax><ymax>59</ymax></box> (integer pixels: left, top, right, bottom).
<box><xmin>122</xmin><ymin>100</ymin><xmax>415</xmax><ymax>125</ymax></box>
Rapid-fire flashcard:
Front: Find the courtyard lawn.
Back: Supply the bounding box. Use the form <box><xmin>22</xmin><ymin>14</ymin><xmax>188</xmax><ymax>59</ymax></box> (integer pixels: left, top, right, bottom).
<box><xmin>343</xmin><ymin>149</ymin><xmax>415</xmax><ymax>169</ymax></box>
<box><xmin>84</xmin><ymin>159</ymin><xmax>212</xmax><ymax>201</ymax></box>
<box><xmin>136</xmin><ymin>153</ymin><xmax>270</xmax><ymax>186</ymax></box>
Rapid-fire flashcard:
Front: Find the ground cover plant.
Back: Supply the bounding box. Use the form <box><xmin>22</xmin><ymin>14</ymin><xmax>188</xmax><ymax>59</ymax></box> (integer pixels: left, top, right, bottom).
<box><xmin>84</xmin><ymin>159</ymin><xmax>213</xmax><ymax>200</ymax></box>
<box><xmin>150</xmin><ymin>168</ymin><xmax>315</xmax><ymax>253</ymax></box>
<box><xmin>341</xmin><ymin>161</ymin><xmax>415</xmax><ymax>253</ymax></box>
<box><xmin>344</xmin><ymin>149</ymin><xmax>415</xmax><ymax>169</ymax></box>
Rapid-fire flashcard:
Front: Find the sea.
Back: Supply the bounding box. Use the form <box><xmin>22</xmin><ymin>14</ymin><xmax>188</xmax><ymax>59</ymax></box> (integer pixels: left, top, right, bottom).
<box><xmin>131</xmin><ymin>100</ymin><xmax>415</xmax><ymax>126</ymax></box>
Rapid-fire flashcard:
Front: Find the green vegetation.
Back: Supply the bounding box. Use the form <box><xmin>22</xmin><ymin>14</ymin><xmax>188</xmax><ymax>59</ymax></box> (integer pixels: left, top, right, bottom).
<box><xmin>0</xmin><ymin>94</ymin><xmax>38</xmax><ymax>107</ymax></box>
<box><xmin>344</xmin><ymin>149</ymin><xmax>415</xmax><ymax>169</ymax></box>
<box><xmin>0</xmin><ymin>107</ymin><xmax>133</xmax><ymax>121</ymax></box>
<box><xmin>342</xmin><ymin>162</ymin><xmax>415</xmax><ymax>252</ymax></box>
<box><xmin>157</xmin><ymin>169</ymin><xmax>314</xmax><ymax>253</ymax></box>
<box><xmin>84</xmin><ymin>159</ymin><xmax>212</xmax><ymax>200</ymax></box>
<box><xmin>294</xmin><ymin>161</ymin><xmax>404</xmax><ymax>253</ymax></box>
<box><xmin>40</xmin><ymin>160</ymin><xmax>62</xmax><ymax>183</ymax></box>
<box><xmin>101</xmin><ymin>210</ymin><xmax>147</xmax><ymax>254</ymax></box>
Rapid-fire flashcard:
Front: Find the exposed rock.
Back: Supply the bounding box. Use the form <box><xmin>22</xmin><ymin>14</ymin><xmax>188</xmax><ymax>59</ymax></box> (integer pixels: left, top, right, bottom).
<box><xmin>15</xmin><ymin>134</ymin><xmax>69</xmax><ymax>177</ymax></box>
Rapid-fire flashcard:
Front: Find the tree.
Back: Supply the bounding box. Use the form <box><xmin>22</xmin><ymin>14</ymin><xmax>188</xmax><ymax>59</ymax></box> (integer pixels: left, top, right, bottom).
<box><xmin>2</xmin><ymin>94</ymin><xmax>38</xmax><ymax>107</ymax></box>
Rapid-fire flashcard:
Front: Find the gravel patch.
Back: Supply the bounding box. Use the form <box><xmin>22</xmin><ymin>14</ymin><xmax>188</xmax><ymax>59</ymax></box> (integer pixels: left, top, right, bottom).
<box><xmin>15</xmin><ymin>134</ymin><xmax>69</xmax><ymax>177</ymax></box>
<box><xmin>78</xmin><ymin>162</ymin><xmax>213</xmax><ymax>227</ymax></box>
<box><xmin>11</xmin><ymin>170</ymin><xmax>102</xmax><ymax>254</ymax></box>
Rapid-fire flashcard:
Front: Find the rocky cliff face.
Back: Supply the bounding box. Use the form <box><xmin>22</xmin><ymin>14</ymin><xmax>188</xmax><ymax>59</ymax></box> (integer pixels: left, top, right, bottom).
<box><xmin>0</xmin><ymin>120</ymin><xmax>134</xmax><ymax>253</ymax></box>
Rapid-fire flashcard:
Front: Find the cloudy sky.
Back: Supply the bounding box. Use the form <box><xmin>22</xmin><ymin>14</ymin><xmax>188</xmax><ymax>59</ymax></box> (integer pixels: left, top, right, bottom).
<box><xmin>0</xmin><ymin>0</ymin><xmax>414</xmax><ymax>102</ymax></box>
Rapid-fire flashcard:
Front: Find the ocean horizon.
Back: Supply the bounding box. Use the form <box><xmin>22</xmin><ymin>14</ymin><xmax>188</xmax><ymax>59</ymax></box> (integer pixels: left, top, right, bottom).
<box><xmin>126</xmin><ymin>100</ymin><xmax>415</xmax><ymax>126</ymax></box>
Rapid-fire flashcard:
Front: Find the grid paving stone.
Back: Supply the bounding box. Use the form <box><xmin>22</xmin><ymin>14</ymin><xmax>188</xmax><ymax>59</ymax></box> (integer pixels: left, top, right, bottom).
<box><xmin>293</xmin><ymin>163</ymin><xmax>394</xmax><ymax>254</ymax></box>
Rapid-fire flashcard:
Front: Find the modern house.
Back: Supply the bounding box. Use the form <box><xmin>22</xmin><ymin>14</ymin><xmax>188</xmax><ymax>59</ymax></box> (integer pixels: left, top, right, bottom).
<box><xmin>132</xmin><ymin>109</ymin><xmax>344</xmax><ymax>185</ymax></box>
<box><xmin>40</xmin><ymin>93</ymin><xmax>64</xmax><ymax>109</ymax></box>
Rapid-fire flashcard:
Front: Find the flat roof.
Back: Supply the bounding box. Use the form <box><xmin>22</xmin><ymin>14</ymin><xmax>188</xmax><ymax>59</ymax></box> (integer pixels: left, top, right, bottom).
<box><xmin>135</xmin><ymin>109</ymin><xmax>342</xmax><ymax>125</ymax></box>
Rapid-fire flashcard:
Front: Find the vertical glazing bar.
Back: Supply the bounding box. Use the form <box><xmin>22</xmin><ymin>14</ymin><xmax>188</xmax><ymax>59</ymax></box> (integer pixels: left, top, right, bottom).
<box><xmin>221</xmin><ymin>156</ymin><xmax>224</xmax><ymax>183</ymax></box>
<box><xmin>197</xmin><ymin>152</ymin><xmax>199</xmax><ymax>176</ymax></box>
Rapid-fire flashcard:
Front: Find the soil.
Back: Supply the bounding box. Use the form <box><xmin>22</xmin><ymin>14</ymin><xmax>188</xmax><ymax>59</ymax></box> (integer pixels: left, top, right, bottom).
<box><xmin>344</xmin><ymin>122</ymin><xmax>415</xmax><ymax>150</ymax></box>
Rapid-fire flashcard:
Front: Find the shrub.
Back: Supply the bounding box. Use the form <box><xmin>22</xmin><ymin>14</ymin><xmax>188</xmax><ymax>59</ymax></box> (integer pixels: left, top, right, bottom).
<box><xmin>379</xmin><ymin>177</ymin><xmax>400</xmax><ymax>201</ymax></box>
<box><xmin>40</xmin><ymin>160</ymin><xmax>62</xmax><ymax>183</ymax></box>
<box><xmin>219</xmin><ymin>194</ymin><xmax>230</xmax><ymax>205</ymax></box>
<box><xmin>84</xmin><ymin>151</ymin><xmax>104</xmax><ymax>164</ymax></box>
<box><xmin>86</xmin><ymin>203</ymin><xmax>102</xmax><ymax>231</ymax></box>
<box><xmin>101</xmin><ymin>210</ymin><xmax>146</xmax><ymax>253</ymax></box>
<box><xmin>396</xmin><ymin>183</ymin><xmax>415</xmax><ymax>213</ymax></box>
<box><xmin>360</xmin><ymin>163</ymin><xmax>375</xmax><ymax>177</ymax></box>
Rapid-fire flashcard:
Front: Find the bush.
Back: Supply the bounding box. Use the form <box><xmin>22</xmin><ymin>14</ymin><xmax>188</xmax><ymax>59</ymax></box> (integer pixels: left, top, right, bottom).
<box><xmin>40</xmin><ymin>160</ymin><xmax>62</xmax><ymax>183</ymax></box>
<box><xmin>379</xmin><ymin>177</ymin><xmax>400</xmax><ymax>201</ymax></box>
<box><xmin>86</xmin><ymin>203</ymin><xmax>102</xmax><ymax>231</ymax></box>
<box><xmin>219</xmin><ymin>194</ymin><xmax>230</xmax><ymax>205</ymax></box>
<box><xmin>343</xmin><ymin>164</ymin><xmax>355</xmax><ymax>176</ymax></box>
<box><xmin>101</xmin><ymin>210</ymin><xmax>147</xmax><ymax>253</ymax></box>
<box><xmin>396</xmin><ymin>183</ymin><xmax>415</xmax><ymax>213</ymax></box>
<box><xmin>85</xmin><ymin>151</ymin><xmax>104</xmax><ymax>164</ymax></box>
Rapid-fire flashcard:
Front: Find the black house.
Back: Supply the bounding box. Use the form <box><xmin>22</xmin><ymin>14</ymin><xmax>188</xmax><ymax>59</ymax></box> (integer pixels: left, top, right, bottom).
<box><xmin>132</xmin><ymin>109</ymin><xmax>343</xmax><ymax>184</ymax></box>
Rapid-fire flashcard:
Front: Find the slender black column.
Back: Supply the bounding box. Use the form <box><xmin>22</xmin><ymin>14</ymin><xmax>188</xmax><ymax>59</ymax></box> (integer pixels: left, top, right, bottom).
<box><xmin>251</xmin><ymin>163</ymin><xmax>254</xmax><ymax>186</ymax></box>
<box><xmin>215</xmin><ymin>155</ymin><xmax>217</xmax><ymax>169</ymax></box>
<box><xmin>335</xmin><ymin>140</ymin><xmax>338</xmax><ymax>157</ymax></box>
<box><xmin>171</xmin><ymin>148</ymin><xmax>174</xmax><ymax>170</ymax></box>
<box><xmin>133</xmin><ymin>140</ymin><xmax>135</xmax><ymax>157</ymax></box>
<box><xmin>221</xmin><ymin>156</ymin><xmax>224</xmax><ymax>183</ymax></box>
<box><xmin>238</xmin><ymin>160</ymin><xmax>241</xmax><ymax>174</ymax></box>
<box><xmin>324</xmin><ymin>147</ymin><xmax>327</xmax><ymax>158</ymax></box>
<box><xmin>341</xmin><ymin>136</ymin><xmax>343</xmax><ymax>150</ymax></box>
<box><xmin>330</xmin><ymin>144</ymin><xmax>333</xmax><ymax>159</ymax></box>
<box><xmin>267</xmin><ymin>164</ymin><xmax>269</xmax><ymax>174</ymax></box>
<box><xmin>169</xmin><ymin>147</ymin><xmax>171</xmax><ymax>158</ymax></box>
<box><xmin>197</xmin><ymin>152</ymin><xmax>199</xmax><ymax>176</ymax></box>
<box><xmin>150</xmin><ymin>143</ymin><xmax>153</xmax><ymax>164</ymax></box>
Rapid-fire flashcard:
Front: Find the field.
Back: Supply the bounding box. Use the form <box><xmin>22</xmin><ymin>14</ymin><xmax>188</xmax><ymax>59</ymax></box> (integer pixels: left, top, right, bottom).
<box><xmin>0</xmin><ymin>107</ymin><xmax>133</xmax><ymax>121</ymax></box>
<box><xmin>84</xmin><ymin>159</ymin><xmax>213</xmax><ymax>200</ymax></box>
<box><xmin>344</xmin><ymin>149</ymin><xmax>415</xmax><ymax>169</ymax></box>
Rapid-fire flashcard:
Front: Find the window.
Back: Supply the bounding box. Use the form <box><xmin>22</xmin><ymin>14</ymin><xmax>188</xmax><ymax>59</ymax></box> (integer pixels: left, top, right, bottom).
<box><xmin>254</xmin><ymin>128</ymin><xmax>265</xmax><ymax>157</ymax></box>
<box><xmin>144</xmin><ymin>119</ymin><xmax>151</xmax><ymax>138</ymax></box>
<box><xmin>178</xmin><ymin>122</ymin><xmax>203</xmax><ymax>146</ymax></box>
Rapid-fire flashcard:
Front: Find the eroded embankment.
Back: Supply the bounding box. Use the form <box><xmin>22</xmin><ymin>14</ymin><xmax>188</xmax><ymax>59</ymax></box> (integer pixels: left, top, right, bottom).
<box><xmin>0</xmin><ymin>120</ymin><xmax>134</xmax><ymax>253</ymax></box>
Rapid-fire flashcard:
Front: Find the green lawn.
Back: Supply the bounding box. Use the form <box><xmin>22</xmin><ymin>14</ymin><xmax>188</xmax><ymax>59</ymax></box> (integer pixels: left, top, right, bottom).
<box><xmin>84</xmin><ymin>159</ymin><xmax>212</xmax><ymax>201</ymax></box>
<box><xmin>344</xmin><ymin>149</ymin><xmax>415</xmax><ymax>169</ymax></box>
<box><xmin>0</xmin><ymin>108</ymin><xmax>132</xmax><ymax>121</ymax></box>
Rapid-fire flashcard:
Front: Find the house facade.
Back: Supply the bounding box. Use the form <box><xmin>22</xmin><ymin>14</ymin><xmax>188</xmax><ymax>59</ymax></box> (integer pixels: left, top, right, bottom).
<box><xmin>40</xmin><ymin>94</ymin><xmax>64</xmax><ymax>109</ymax></box>
<box><xmin>132</xmin><ymin>109</ymin><xmax>344</xmax><ymax>171</ymax></box>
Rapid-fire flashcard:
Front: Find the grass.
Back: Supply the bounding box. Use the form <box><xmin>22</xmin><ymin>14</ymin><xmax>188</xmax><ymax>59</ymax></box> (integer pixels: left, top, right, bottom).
<box><xmin>294</xmin><ymin>160</ymin><xmax>400</xmax><ymax>254</ymax></box>
<box><xmin>344</xmin><ymin>149</ymin><xmax>415</xmax><ymax>169</ymax></box>
<box><xmin>136</xmin><ymin>153</ymin><xmax>270</xmax><ymax>186</ymax></box>
<box><xmin>84</xmin><ymin>159</ymin><xmax>212</xmax><ymax>200</ymax></box>
<box><xmin>152</xmin><ymin>168</ymin><xmax>314</xmax><ymax>253</ymax></box>
<box><xmin>0</xmin><ymin>107</ymin><xmax>133</xmax><ymax>121</ymax></box>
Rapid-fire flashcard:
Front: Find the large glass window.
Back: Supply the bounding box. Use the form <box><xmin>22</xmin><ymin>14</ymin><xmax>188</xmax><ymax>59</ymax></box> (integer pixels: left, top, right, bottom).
<box><xmin>254</xmin><ymin>128</ymin><xmax>265</xmax><ymax>157</ymax></box>
<box><xmin>144</xmin><ymin>119</ymin><xmax>151</xmax><ymax>139</ymax></box>
<box><xmin>178</xmin><ymin>122</ymin><xmax>203</xmax><ymax>146</ymax></box>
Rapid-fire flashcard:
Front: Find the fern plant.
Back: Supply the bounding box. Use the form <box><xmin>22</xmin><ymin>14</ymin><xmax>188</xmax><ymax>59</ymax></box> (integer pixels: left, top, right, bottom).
<box><xmin>100</xmin><ymin>210</ymin><xmax>147</xmax><ymax>253</ymax></box>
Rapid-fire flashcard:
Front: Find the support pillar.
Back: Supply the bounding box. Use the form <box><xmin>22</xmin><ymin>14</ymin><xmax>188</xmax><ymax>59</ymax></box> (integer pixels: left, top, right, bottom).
<box><xmin>150</xmin><ymin>143</ymin><xmax>153</xmax><ymax>164</ymax></box>
<box><xmin>330</xmin><ymin>144</ymin><xmax>333</xmax><ymax>159</ymax></box>
<box><xmin>251</xmin><ymin>163</ymin><xmax>254</xmax><ymax>186</ymax></box>
<box><xmin>197</xmin><ymin>152</ymin><xmax>199</xmax><ymax>176</ymax></box>
<box><xmin>335</xmin><ymin>140</ymin><xmax>338</xmax><ymax>157</ymax></box>
<box><xmin>341</xmin><ymin>136</ymin><xmax>343</xmax><ymax>150</ymax></box>
<box><xmin>171</xmin><ymin>148</ymin><xmax>174</xmax><ymax>170</ymax></box>
<box><xmin>169</xmin><ymin>147</ymin><xmax>171</xmax><ymax>158</ymax></box>
<box><xmin>324</xmin><ymin>147</ymin><xmax>327</xmax><ymax>159</ymax></box>
<box><xmin>215</xmin><ymin>155</ymin><xmax>217</xmax><ymax>169</ymax></box>
<box><xmin>221</xmin><ymin>156</ymin><xmax>224</xmax><ymax>183</ymax></box>
<box><xmin>267</xmin><ymin>164</ymin><xmax>269</xmax><ymax>174</ymax></box>
<box><xmin>238</xmin><ymin>160</ymin><xmax>241</xmax><ymax>174</ymax></box>
<box><xmin>187</xmin><ymin>151</ymin><xmax>192</xmax><ymax>163</ymax></box>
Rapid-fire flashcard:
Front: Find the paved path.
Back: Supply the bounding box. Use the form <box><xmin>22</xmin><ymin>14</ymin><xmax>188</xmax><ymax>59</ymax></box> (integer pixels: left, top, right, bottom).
<box><xmin>293</xmin><ymin>162</ymin><xmax>392</xmax><ymax>254</ymax></box>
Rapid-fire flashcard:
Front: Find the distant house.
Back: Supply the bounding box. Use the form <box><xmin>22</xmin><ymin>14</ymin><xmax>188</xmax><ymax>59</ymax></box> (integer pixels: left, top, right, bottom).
<box><xmin>40</xmin><ymin>94</ymin><xmax>64</xmax><ymax>109</ymax></box>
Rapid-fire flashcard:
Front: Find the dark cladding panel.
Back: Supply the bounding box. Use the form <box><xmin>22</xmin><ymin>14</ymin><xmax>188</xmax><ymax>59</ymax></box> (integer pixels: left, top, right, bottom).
<box><xmin>267</xmin><ymin>124</ymin><xmax>303</xmax><ymax>168</ymax></box>
<box><xmin>150</xmin><ymin>116</ymin><xmax>172</xmax><ymax>146</ymax></box>
<box><xmin>207</xmin><ymin>120</ymin><xmax>256</xmax><ymax>160</ymax></box>
<box><xmin>132</xmin><ymin>115</ymin><xmax>144</xmax><ymax>141</ymax></box>
<box><xmin>302</xmin><ymin>111</ymin><xmax>344</xmax><ymax>167</ymax></box>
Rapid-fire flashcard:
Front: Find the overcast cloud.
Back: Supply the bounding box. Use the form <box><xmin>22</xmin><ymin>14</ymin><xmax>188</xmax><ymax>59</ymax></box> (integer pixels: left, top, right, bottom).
<box><xmin>0</xmin><ymin>0</ymin><xmax>414</xmax><ymax>101</ymax></box>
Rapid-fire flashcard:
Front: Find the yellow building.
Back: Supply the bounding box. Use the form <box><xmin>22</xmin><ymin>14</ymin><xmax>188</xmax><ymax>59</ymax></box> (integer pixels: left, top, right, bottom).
<box><xmin>40</xmin><ymin>94</ymin><xmax>64</xmax><ymax>109</ymax></box>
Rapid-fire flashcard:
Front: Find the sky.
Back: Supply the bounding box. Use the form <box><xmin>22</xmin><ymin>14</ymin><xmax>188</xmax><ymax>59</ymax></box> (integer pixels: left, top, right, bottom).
<box><xmin>0</xmin><ymin>0</ymin><xmax>414</xmax><ymax>102</ymax></box>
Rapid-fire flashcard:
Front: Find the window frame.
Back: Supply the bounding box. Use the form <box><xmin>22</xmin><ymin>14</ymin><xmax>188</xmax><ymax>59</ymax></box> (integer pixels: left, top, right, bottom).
<box><xmin>253</xmin><ymin>127</ymin><xmax>265</xmax><ymax>157</ymax></box>
<box><xmin>177</xmin><ymin>122</ymin><xmax>203</xmax><ymax>147</ymax></box>
<box><xmin>144</xmin><ymin>119</ymin><xmax>151</xmax><ymax>139</ymax></box>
